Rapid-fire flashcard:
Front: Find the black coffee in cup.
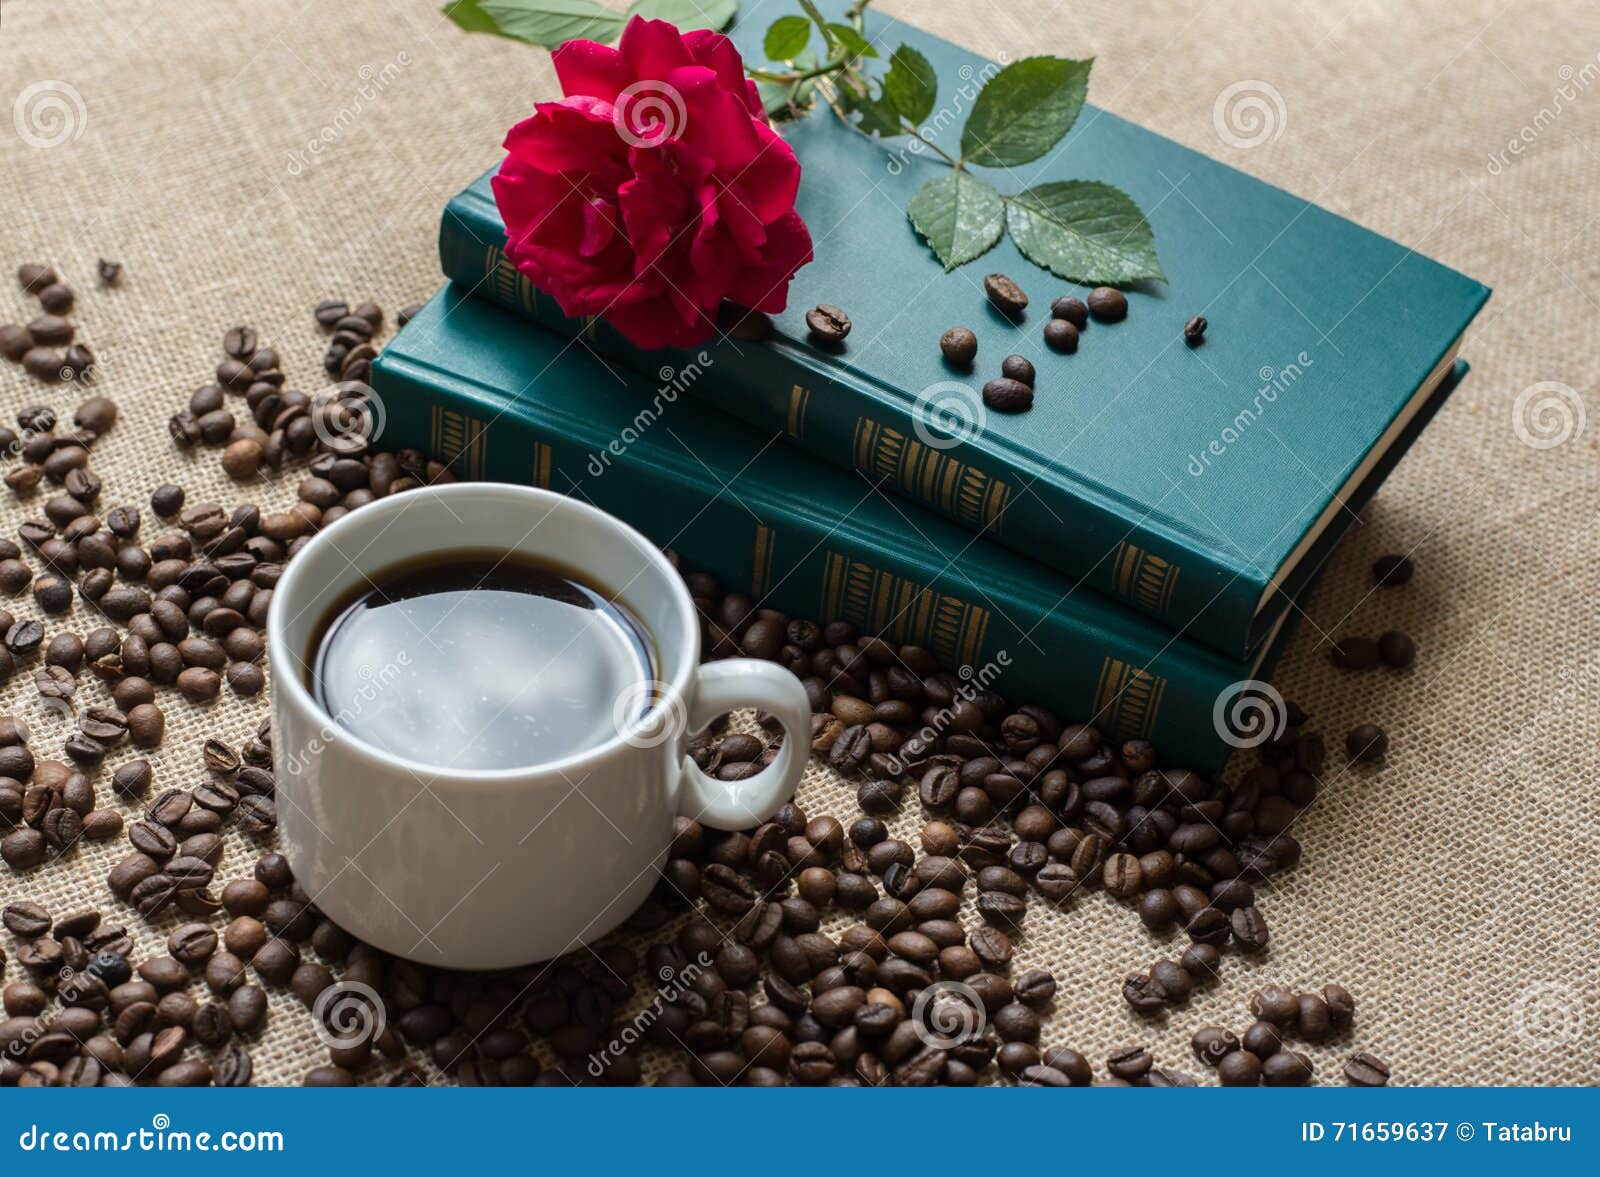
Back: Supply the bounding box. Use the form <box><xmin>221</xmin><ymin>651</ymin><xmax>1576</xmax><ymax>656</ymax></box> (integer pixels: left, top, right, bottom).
<box><xmin>307</xmin><ymin>549</ymin><xmax>655</xmax><ymax>771</ymax></box>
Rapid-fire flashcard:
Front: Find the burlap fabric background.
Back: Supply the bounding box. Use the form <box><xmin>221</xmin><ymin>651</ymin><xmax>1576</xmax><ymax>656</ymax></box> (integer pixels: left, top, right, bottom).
<box><xmin>1</xmin><ymin>0</ymin><xmax>1596</xmax><ymax>1086</ymax></box>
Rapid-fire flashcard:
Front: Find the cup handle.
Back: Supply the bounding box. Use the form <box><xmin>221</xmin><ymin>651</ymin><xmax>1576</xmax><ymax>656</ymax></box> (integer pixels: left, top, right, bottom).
<box><xmin>678</xmin><ymin>659</ymin><xmax>811</xmax><ymax>830</ymax></box>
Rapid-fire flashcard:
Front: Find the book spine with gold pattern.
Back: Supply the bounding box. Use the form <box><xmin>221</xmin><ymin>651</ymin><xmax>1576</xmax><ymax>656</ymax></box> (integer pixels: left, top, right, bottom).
<box><xmin>439</xmin><ymin>195</ymin><xmax>1257</xmax><ymax>658</ymax></box>
<box><xmin>374</xmin><ymin>287</ymin><xmax>1295</xmax><ymax>774</ymax></box>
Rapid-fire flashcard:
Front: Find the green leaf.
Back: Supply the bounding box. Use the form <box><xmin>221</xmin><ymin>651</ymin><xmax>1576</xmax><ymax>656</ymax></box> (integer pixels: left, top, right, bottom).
<box><xmin>758</xmin><ymin>78</ymin><xmax>816</xmax><ymax>119</ymax></box>
<box><xmin>763</xmin><ymin>15</ymin><xmax>811</xmax><ymax>61</ymax></box>
<box><xmin>627</xmin><ymin>0</ymin><xmax>737</xmax><ymax>32</ymax></box>
<box><xmin>851</xmin><ymin>89</ymin><xmax>903</xmax><ymax>137</ymax></box>
<box><xmin>454</xmin><ymin>0</ymin><xmax>625</xmax><ymax>47</ymax></box>
<box><xmin>797</xmin><ymin>0</ymin><xmax>831</xmax><ymax>40</ymax></box>
<box><xmin>961</xmin><ymin>56</ymin><xmax>1091</xmax><ymax>168</ymax></box>
<box><xmin>447</xmin><ymin>0</ymin><xmax>736</xmax><ymax>48</ymax></box>
<box><xmin>442</xmin><ymin>0</ymin><xmax>502</xmax><ymax>35</ymax></box>
<box><xmin>883</xmin><ymin>45</ymin><xmax>936</xmax><ymax>124</ymax></box>
<box><xmin>827</xmin><ymin>23</ymin><xmax>877</xmax><ymax>59</ymax></box>
<box><xmin>908</xmin><ymin>171</ymin><xmax>1006</xmax><ymax>271</ymax></box>
<box><xmin>1004</xmin><ymin>180</ymin><xmax>1165</xmax><ymax>285</ymax></box>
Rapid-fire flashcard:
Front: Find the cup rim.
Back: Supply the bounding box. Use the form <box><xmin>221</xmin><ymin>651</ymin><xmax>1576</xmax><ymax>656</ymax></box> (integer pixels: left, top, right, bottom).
<box><xmin>265</xmin><ymin>482</ymin><xmax>699</xmax><ymax>784</ymax></box>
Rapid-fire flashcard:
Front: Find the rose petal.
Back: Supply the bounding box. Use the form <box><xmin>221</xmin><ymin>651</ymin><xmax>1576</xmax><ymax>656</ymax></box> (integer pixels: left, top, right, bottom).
<box><xmin>552</xmin><ymin>38</ymin><xmax>633</xmax><ymax>103</ymax></box>
<box><xmin>722</xmin><ymin>119</ymin><xmax>802</xmax><ymax>225</ymax></box>
<box><xmin>681</xmin><ymin>28</ymin><xmax>764</xmax><ymax>119</ymax></box>
<box><xmin>502</xmin><ymin>99</ymin><xmax>627</xmax><ymax>179</ymax></box>
<box><xmin>728</xmin><ymin>210</ymin><xmax>813</xmax><ymax>313</ymax></box>
<box><xmin>617</xmin><ymin>17</ymin><xmax>694</xmax><ymax>87</ymax></box>
<box><xmin>607</xmin><ymin>295</ymin><xmax>716</xmax><ymax>349</ymax></box>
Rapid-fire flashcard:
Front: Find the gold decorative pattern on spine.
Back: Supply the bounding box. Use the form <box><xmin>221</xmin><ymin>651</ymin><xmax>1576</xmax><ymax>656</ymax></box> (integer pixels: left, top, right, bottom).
<box><xmin>483</xmin><ymin>246</ymin><xmax>539</xmax><ymax>315</ymax></box>
<box><xmin>430</xmin><ymin>406</ymin><xmax>489</xmax><ymax>481</ymax></box>
<box><xmin>819</xmin><ymin>553</ymin><xmax>988</xmax><ymax>670</ymax></box>
<box><xmin>786</xmin><ymin>385</ymin><xmax>810</xmax><ymax>440</ymax></box>
<box><xmin>1092</xmin><ymin>657</ymin><xmax>1167</xmax><ymax>740</ymax></box>
<box><xmin>1112</xmin><ymin>541</ymin><xmax>1181</xmax><ymax>613</ymax></box>
<box><xmin>531</xmin><ymin>441</ymin><xmax>552</xmax><ymax>490</ymax></box>
<box><xmin>851</xmin><ymin>418</ymin><xmax>1010</xmax><ymax>534</ymax></box>
<box><xmin>751</xmin><ymin>524</ymin><xmax>776</xmax><ymax>597</ymax></box>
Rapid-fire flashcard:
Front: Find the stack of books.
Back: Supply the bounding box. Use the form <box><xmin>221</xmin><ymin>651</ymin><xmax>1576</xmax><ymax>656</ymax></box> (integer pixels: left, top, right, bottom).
<box><xmin>372</xmin><ymin>8</ymin><xmax>1487</xmax><ymax>772</ymax></box>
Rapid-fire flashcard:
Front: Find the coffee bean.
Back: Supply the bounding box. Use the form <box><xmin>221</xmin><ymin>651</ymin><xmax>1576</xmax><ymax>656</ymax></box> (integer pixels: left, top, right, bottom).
<box><xmin>939</xmin><ymin>327</ymin><xmax>977</xmax><ymax>366</ymax></box>
<box><xmin>1343</xmin><ymin>1051</ymin><xmax>1390</xmax><ymax>1086</ymax></box>
<box><xmin>169</xmin><ymin>923</ymin><xmax>219</xmax><ymax>966</ymax></box>
<box><xmin>17</xmin><ymin>264</ymin><xmax>57</xmax><ymax>293</ymax></box>
<box><xmin>150</xmin><ymin>485</ymin><xmax>185</xmax><ymax>517</ymax></box>
<box><xmin>223</xmin><ymin>325</ymin><xmax>258</xmax><ymax>360</ymax></box>
<box><xmin>1150</xmin><ymin>959</ymin><xmax>1192</xmax><ymax>1003</ymax></box>
<box><xmin>982</xmin><ymin>377</ymin><xmax>1033</xmax><ymax>413</ymax></box>
<box><xmin>1086</xmin><ymin>286</ymin><xmax>1128</xmax><ymax>321</ymax></box>
<box><xmin>1186</xmin><ymin>905</ymin><xmax>1230</xmax><ymax>945</ymax></box>
<box><xmin>37</xmin><ymin>283</ymin><xmax>74</xmax><ymax>314</ymax></box>
<box><xmin>1262</xmin><ymin>1049</ymin><xmax>1314</xmax><ymax>1086</ymax></box>
<box><xmin>983</xmin><ymin>273</ymin><xmax>1028</xmax><ymax>316</ymax></box>
<box><xmin>255</xmin><ymin>851</ymin><xmax>294</xmax><ymax>890</ymax></box>
<box><xmin>1241</xmin><ymin>1019</ymin><xmax>1281</xmax><ymax>1059</ymax></box>
<box><xmin>177</xmin><ymin>667</ymin><xmax>222</xmax><ymax>701</ymax></box>
<box><xmin>290</xmin><ymin>961</ymin><xmax>334</xmax><ymax>1007</ymax></box>
<box><xmin>1122</xmin><ymin>972</ymin><xmax>1168</xmax><ymax>1013</ymax></box>
<box><xmin>82</xmin><ymin>809</ymin><xmax>122</xmax><ymax>840</ymax></box>
<box><xmin>1013</xmin><ymin>969</ymin><xmax>1056</xmax><ymax>1007</ymax></box>
<box><xmin>0</xmin><ymin>324</ymin><xmax>31</xmax><ymax>362</ymax></box>
<box><xmin>1372</xmin><ymin>553</ymin><xmax>1414</xmax><ymax>586</ymax></box>
<box><xmin>1217</xmin><ymin>1049</ymin><xmax>1261</xmax><ymax>1086</ymax></box>
<box><xmin>1102</xmin><ymin>852</ymin><xmax>1142</xmax><ymax>898</ymax></box>
<box><xmin>828</xmin><ymin>725</ymin><xmax>871</xmax><ymax>772</ymax></box>
<box><xmin>32</xmin><ymin>574</ymin><xmax>72</xmax><ymax>613</ymax></box>
<box><xmin>1330</xmin><ymin>635</ymin><xmax>1380</xmax><ymax>669</ymax></box>
<box><xmin>1345</xmin><ymin>722</ymin><xmax>1388</xmax><ymax>762</ymax></box>
<box><xmin>1191</xmin><ymin>1025</ymin><xmax>1239</xmax><ymax>1066</ymax></box>
<box><xmin>131</xmin><ymin>874</ymin><xmax>181</xmax><ymax>917</ymax></box>
<box><xmin>805</xmin><ymin>304</ymin><xmax>851</xmax><ymax>343</ymax></box>
<box><xmin>6</xmin><ymin>620</ymin><xmax>43</xmax><ymax>655</ymax></box>
<box><xmin>1250</xmin><ymin>984</ymin><xmax>1298</xmax><ymax>1026</ymax></box>
<box><xmin>3</xmin><ymin>901</ymin><xmax>52</xmax><ymax>938</ymax></box>
<box><xmin>41</xmin><ymin>805</ymin><xmax>81</xmax><ymax>850</ymax></box>
<box><xmin>999</xmin><ymin>354</ymin><xmax>1035</xmax><ymax>386</ymax></box>
<box><xmin>192</xmin><ymin>1002</ymin><xmax>233</xmax><ymax>1048</ymax></box>
<box><xmin>1043</xmin><ymin>318</ymin><xmax>1078</xmax><ymax>353</ymax></box>
<box><xmin>1323</xmin><ymin>983</ymin><xmax>1356</xmax><ymax>1027</ymax></box>
<box><xmin>27</xmin><ymin>315</ymin><xmax>72</xmax><ymax>346</ymax></box>
<box><xmin>1</xmin><ymin>828</ymin><xmax>44</xmax><ymax>868</ymax></box>
<box><xmin>1297</xmin><ymin>992</ymin><xmax>1333</xmax><ymax>1040</ymax></box>
<box><xmin>222</xmin><ymin>439</ymin><xmax>263</xmax><ymax>480</ymax></box>
<box><xmin>1138</xmin><ymin>888</ymin><xmax>1179</xmax><ymax>930</ymax></box>
<box><xmin>237</xmin><ymin>794</ymin><xmax>276</xmax><ymax>833</ymax></box>
<box><xmin>1230</xmin><ymin>905</ymin><xmax>1270</xmax><ymax>951</ymax></box>
<box><xmin>251</xmin><ymin>939</ymin><xmax>299</xmax><ymax>986</ymax></box>
<box><xmin>1183</xmin><ymin>315</ymin><xmax>1208</xmax><ymax>346</ymax></box>
<box><xmin>22</xmin><ymin>348</ymin><xmax>62</xmax><ymax>383</ymax></box>
<box><xmin>1378</xmin><ymin>629</ymin><xmax>1415</xmax><ymax>669</ymax></box>
<box><xmin>227</xmin><ymin>985</ymin><xmax>268</xmax><ymax>1033</ymax></box>
<box><xmin>128</xmin><ymin>703</ymin><xmax>168</xmax><ymax>748</ymax></box>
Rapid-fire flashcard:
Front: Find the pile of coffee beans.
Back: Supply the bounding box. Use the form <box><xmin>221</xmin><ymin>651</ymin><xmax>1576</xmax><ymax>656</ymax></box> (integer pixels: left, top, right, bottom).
<box><xmin>1183</xmin><ymin>982</ymin><xmax>1388</xmax><ymax>1086</ymax></box>
<box><xmin>2</xmin><ymin>266</ymin><xmax>94</xmax><ymax>385</ymax></box>
<box><xmin>0</xmin><ymin>262</ymin><xmax>1400</xmax><ymax>1087</ymax></box>
<box><xmin>963</xmin><ymin>276</ymin><xmax>1140</xmax><ymax>416</ymax></box>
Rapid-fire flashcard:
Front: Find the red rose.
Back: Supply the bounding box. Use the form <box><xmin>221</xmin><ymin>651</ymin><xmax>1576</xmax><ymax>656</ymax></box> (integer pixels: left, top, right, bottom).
<box><xmin>492</xmin><ymin>17</ymin><xmax>813</xmax><ymax>350</ymax></box>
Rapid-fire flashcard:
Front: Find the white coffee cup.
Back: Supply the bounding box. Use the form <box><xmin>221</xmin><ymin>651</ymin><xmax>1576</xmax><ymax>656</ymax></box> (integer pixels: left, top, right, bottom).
<box><xmin>266</xmin><ymin>483</ymin><xmax>811</xmax><ymax>969</ymax></box>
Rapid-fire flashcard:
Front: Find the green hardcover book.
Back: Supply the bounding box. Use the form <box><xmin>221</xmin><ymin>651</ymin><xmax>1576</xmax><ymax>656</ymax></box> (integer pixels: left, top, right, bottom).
<box><xmin>438</xmin><ymin>0</ymin><xmax>1487</xmax><ymax>662</ymax></box>
<box><xmin>373</xmin><ymin>285</ymin><xmax>1465</xmax><ymax>774</ymax></box>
